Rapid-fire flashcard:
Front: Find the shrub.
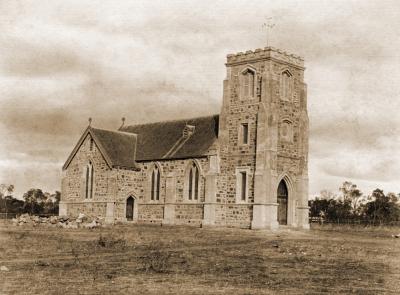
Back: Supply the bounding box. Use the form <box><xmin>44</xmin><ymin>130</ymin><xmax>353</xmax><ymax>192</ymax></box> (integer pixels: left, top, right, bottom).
<box><xmin>139</xmin><ymin>249</ymin><xmax>172</xmax><ymax>273</ymax></box>
<box><xmin>96</xmin><ymin>234</ymin><xmax>126</xmax><ymax>249</ymax></box>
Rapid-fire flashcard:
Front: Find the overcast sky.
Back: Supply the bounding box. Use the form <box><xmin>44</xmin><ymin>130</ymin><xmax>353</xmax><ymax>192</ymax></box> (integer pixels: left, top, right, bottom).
<box><xmin>1</xmin><ymin>0</ymin><xmax>400</xmax><ymax>198</ymax></box>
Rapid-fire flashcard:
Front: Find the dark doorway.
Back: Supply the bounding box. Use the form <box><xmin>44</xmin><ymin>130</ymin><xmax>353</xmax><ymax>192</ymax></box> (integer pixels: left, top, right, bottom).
<box><xmin>126</xmin><ymin>196</ymin><xmax>135</xmax><ymax>221</ymax></box>
<box><xmin>277</xmin><ymin>180</ymin><xmax>288</xmax><ymax>225</ymax></box>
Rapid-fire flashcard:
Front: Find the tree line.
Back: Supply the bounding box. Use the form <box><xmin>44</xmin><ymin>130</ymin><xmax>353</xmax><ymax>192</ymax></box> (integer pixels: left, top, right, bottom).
<box><xmin>0</xmin><ymin>184</ymin><xmax>60</xmax><ymax>216</ymax></box>
<box><xmin>309</xmin><ymin>181</ymin><xmax>400</xmax><ymax>225</ymax></box>
<box><xmin>2</xmin><ymin>181</ymin><xmax>400</xmax><ymax>224</ymax></box>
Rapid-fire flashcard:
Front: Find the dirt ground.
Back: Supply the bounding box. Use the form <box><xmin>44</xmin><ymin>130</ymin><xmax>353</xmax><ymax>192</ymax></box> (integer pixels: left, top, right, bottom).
<box><xmin>0</xmin><ymin>222</ymin><xmax>399</xmax><ymax>295</ymax></box>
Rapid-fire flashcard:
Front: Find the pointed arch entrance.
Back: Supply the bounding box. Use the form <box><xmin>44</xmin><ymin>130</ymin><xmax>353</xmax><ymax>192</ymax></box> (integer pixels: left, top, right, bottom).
<box><xmin>126</xmin><ymin>196</ymin><xmax>135</xmax><ymax>221</ymax></box>
<box><xmin>277</xmin><ymin>180</ymin><xmax>288</xmax><ymax>225</ymax></box>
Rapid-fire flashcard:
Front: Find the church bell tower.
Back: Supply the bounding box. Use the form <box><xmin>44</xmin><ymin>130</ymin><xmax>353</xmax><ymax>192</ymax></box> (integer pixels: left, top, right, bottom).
<box><xmin>218</xmin><ymin>47</ymin><xmax>309</xmax><ymax>229</ymax></box>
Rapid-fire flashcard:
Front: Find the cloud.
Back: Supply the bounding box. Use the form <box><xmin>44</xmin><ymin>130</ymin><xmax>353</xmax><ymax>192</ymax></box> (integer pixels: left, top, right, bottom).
<box><xmin>0</xmin><ymin>38</ymin><xmax>83</xmax><ymax>77</ymax></box>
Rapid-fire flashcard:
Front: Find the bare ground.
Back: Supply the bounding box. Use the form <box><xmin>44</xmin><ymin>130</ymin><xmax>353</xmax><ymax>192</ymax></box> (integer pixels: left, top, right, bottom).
<box><xmin>0</xmin><ymin>222</ymin><xmax>399</xmax><ymax>295</ymax></box>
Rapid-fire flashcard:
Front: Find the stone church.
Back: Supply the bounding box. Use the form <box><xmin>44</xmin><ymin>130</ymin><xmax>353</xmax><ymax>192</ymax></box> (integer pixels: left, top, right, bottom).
<box><xmin>60</xmin><ymin>46</ymin><xmax>310</xmax><ymax>229</ymax></box>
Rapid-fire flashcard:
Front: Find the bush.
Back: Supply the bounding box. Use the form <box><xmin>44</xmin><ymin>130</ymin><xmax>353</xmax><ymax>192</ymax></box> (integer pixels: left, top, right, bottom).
<box><xmin>139</xmin><ymin>249</ymin><xmax>172</xmax><ymax>273</ymax></box>
<box><xmin>96</xmin><ymin>234</ymin><xmax>126</xmax><ymax>249</ymax></box>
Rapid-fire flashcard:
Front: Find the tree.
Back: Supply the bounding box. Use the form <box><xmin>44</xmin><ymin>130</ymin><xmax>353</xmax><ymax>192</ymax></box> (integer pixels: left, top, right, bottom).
<box><xmin>310</xmin><ymin>183</ymin><xmax>400</xmax><ymax>225</ymax></box>
<box><xmin>3</xmin><ymin>197</ymin><xmax>24</xmax><ymax>214</ymax></box>
<box><xmin>22</xmin><ymin>188</ymin><xmax>46</xmax><ymax>214</ymax></box>
<box><xmin>363</xmin><ymin>189</ymin><xmax>400</xmax><ymax>224</ymax></box>
<box><xmin>319</xmin><ymin>190</ymin><xmax>337</xmax><ymax>200</ymax></box>
<box><xmin>42</xmin><ymin>191</ymin><xmax>60</xmax><ymax>214</ymax></box>
<box><xmin>0</xmin><ymin>184</ymin><xmax>15</xmax><ymax>215</ymax></box>
<box><xmin>309</xmin><ymin>198</ymin><xmax>330</xmax><ymax>218</ymax></box>
<box><xmin>339</xmin><ymin>181</ymin><xmax>363</xmax><ymax>215</ymax></box>
<box><xmin>309</xmin><ymin>194</ymin><xmax>353</xmax><ymax>222</ymax></box>
<box><xmin>329</xmin><ymin>199</ymin><xmax>353</xmax><ymax>221</ymax></box>
<box><xmin>0</xmin><ymin>184</ymin><xmax>14</xmax><ymax>198</ymax></box>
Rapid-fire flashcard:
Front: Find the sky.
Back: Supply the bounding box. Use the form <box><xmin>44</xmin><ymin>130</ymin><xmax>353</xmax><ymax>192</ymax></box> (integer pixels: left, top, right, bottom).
<box><xmin>1</xmin><ymin>0</ymin><xmax>400</xmax><ymax>198</ymax></box>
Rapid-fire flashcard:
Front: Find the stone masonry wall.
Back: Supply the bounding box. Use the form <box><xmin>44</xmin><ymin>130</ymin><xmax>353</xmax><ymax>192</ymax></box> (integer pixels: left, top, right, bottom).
<box><xmin>61</xmin><ymin>131</ymin><xmax>214</xmax><ymax>224</ymax></box>
<box><xmin>215</xmin><ymin>58</ymin><xmax>264</xmax><ymax>228</ymax></box>
<box><xmin>114</xmin><ymin>157</ymin><xmax>210</xmax><ymax>223</ymax></box>
<box><xmin>61</xmin><ymin>134</ymin><xmax>116</xmax><ymax>218</ymax></box>
<box><xmin>217</xmin><ymin>47</ymin><xmax>308</xmax><ymax>228</ymax></box>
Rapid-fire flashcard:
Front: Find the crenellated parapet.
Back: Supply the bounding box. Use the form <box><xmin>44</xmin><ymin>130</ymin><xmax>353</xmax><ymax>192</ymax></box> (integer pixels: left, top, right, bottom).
<box><xmin>226</xmin><ymin>47</ymin><xmax>304</xmax><ymax>68</ymax></box>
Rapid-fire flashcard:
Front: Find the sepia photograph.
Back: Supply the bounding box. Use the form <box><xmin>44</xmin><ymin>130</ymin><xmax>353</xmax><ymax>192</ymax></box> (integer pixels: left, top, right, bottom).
<box><xmin>0</xmin><ymin>0</ymin><xmax>399</xmax><ymax>294</ymax></box>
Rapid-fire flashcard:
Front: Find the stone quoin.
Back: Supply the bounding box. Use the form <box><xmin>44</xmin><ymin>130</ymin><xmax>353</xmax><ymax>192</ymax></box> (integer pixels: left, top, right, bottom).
<box><xmin>60</xmin><ymin>46</ymin><xmax>310</xmax><ymax>229</ymax></box>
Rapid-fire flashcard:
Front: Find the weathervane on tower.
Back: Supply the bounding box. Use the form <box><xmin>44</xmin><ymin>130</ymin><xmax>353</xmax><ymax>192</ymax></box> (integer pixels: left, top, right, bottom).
<box><xmin>262</xmin><ymin>17</ymin><xmax>276</xmax><ymax>46</ymax></box>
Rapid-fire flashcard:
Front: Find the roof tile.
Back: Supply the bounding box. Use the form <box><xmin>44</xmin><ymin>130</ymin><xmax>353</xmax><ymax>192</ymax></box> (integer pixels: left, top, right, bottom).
<box><xmin>120</xmin><ymin>114</ymin><xmax>219</xmax><ymax>161</ymax></box>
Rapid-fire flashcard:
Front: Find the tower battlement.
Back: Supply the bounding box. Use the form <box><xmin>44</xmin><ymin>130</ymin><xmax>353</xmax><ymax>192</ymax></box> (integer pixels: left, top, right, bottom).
<box><xmin>226</xmin><ymin>47</ymin><xmax>304</xmax><ymax>68</ymax></box>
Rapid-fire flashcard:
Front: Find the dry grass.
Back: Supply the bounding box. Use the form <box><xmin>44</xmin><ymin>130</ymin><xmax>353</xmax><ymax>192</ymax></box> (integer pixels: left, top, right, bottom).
<box><xmin>0</xmin><ymin>222</ymin><xmax>399</xmax><ymax>294</ymax></box>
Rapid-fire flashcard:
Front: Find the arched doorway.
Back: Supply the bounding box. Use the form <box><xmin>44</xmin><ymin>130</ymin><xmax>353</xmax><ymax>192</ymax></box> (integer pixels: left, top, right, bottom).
<box><xmin>126</xmin><ymin>196</ymin><xmax>135</xmax><ymax>221</ymax></box>
<box><xmin>277</xmin><ymin>180</ymin><xmax>288</xmax><ymax>225</ymax></box>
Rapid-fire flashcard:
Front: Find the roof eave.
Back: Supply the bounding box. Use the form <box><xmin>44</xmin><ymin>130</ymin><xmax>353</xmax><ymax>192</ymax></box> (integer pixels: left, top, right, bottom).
<box><xmin>113</xmin><ymin>165</ymin><xmax>141</xmax><ymax>171</ymax></box>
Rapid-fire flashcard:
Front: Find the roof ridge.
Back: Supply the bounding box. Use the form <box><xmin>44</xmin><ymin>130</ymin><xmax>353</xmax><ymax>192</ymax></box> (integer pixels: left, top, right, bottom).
<box><xmin>122</xmin><ymin>114</ymin><xmax>219</xmax><ymax>129</ymax></box>
<box><xmin>91</xmin><ymin>127</ymin><xmax>137</xmax><ymax>136</ymax></box>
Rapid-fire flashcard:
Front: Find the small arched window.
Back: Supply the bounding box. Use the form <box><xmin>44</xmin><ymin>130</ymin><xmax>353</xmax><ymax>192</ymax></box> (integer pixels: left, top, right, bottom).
<box><xmin>89</xmin><ymin>137</ymin><xmax>94</xmax><ymax>151</ymax></box>
<box><xmin>151</xmin><ymin>166</ymin><xmax>160</xmax><ymax>201</ymax></box>
<box><xmin>187</xmin><ymin>162</ymin><xmax>199</xmax><ymax>201</ymax></box>
<box><xmin>85</xmin><ymin>162</ymin><xmax>94</xmax><ymax>199</ymax></box>
<box><xmin>241</xmin><ymin>68</ymin><xmax>255</xmax><ymax>99</ymax></box>
<box><xmin>281</xmin><ymin>70</ymin><xmax>293</xmax><ymax>101</ymax></box>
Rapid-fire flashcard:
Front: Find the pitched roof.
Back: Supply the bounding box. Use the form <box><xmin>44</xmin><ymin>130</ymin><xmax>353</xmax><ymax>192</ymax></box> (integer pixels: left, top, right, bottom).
<box><xmin>120</xmin><ymin>114</ymin><xmax>219</xmax><ymax>161</ymax></box>
<box><xmin>62</xmin><ymin>127</ymin><xmax>139</xmax><ymax>170</ymax></box>
<box><xmin>90</xmin><ymin>128</ymin><xmax>138</xmax><ymax>169</ymax></box>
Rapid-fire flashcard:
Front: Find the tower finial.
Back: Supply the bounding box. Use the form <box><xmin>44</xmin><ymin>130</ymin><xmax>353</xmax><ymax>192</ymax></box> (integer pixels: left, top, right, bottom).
<box><xmin>262</xmin><ymin>17</ymin><xmax>275</xmax><ymax>46</ymax></box>
<box><xmin>88</xmin><ymin>117</ymin><xmax>92</xmax><ymax>126</ymax></box>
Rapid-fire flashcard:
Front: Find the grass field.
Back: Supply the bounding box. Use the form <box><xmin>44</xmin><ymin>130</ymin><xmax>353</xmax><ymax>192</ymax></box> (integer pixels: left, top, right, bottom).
<box><xmin>0</xmin><ymin>222</ymin><xmax>399</xmax><ymax>294</ymax></box>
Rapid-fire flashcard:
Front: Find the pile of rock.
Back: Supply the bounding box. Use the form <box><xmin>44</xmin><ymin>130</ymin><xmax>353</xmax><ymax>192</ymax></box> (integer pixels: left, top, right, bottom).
<box><xmin>11</xmin><ymin>213</ymin><xmax>105</xmax><ymax>229</ymax></box>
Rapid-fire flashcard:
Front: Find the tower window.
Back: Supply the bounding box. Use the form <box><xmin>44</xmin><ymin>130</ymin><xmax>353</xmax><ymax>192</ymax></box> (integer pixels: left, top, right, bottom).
<box><xmin>236</xmin><ymin>168</ymin><xmax>249</xmax><ymax>203</ymax></box>
<box><xmin>151</xmin><ymin>166</ymin><xmax>160</xmax><ymax>201</ymax></box>
<box><xmin>281</xmin><ymin>70</ymin><xmax>293</xmax><ymax>101</ymax></box>
<box><xmin>241</xmin><ymin>68</ymin><xmax>255</xmax><ymax>99</ymax></box>
<box><xmin>240</xmin><ymin>171</ymin><xmax>247</xmax><ymax>201</ymax></box>
<box><xmin>241</xmin><ymin>123</ymin><xmax>249</xmax><ymax>144</ymax></box>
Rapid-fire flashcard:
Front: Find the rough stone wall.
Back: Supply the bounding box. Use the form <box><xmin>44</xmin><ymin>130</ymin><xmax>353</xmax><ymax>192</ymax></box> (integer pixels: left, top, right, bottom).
<box><xmin>114</xmin><ymin>157</ymin><xmax>210</xmax><ymax>223</ymax></box>
<box><xmin>67</xmin><ymin>202</ymin><xmax>107</xmax><ymax>218</ymax></box>
<box><xmin>213</xmin><ymin>204</ymin><xmax>253</xmax><ymax>228</ymax></box>
<box><xmin>61</xmin><ymin>131</ymin><xmax>213</xmax><ymax>224</ymax></box>
<box><xmin>272</xmin><ymin>60</ymin><xmax>304</xmax><ymax>178</ymax></box>
<box><xmin>138</xmin><ymin>205</ymin><xmax>164</xmax><ymax>223</ymax></box>
<box><xmin>216</xmin><ymin>58</ymin><xmax>265</xmax><ymax>227</ymax></box>
<box><xmin>217</xmin><ymin>47</ymin><xmax>309</xmax><ymax>228</ymax></box>
<box><xmin>61</xmin><ymin>134</ymin><xmax>116</xmax><ymax>218</ymax></box>
<box><xmin>175</xmin><ymin>204</ymin><xmax>203</xmax><ymax>226</ymax></box>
